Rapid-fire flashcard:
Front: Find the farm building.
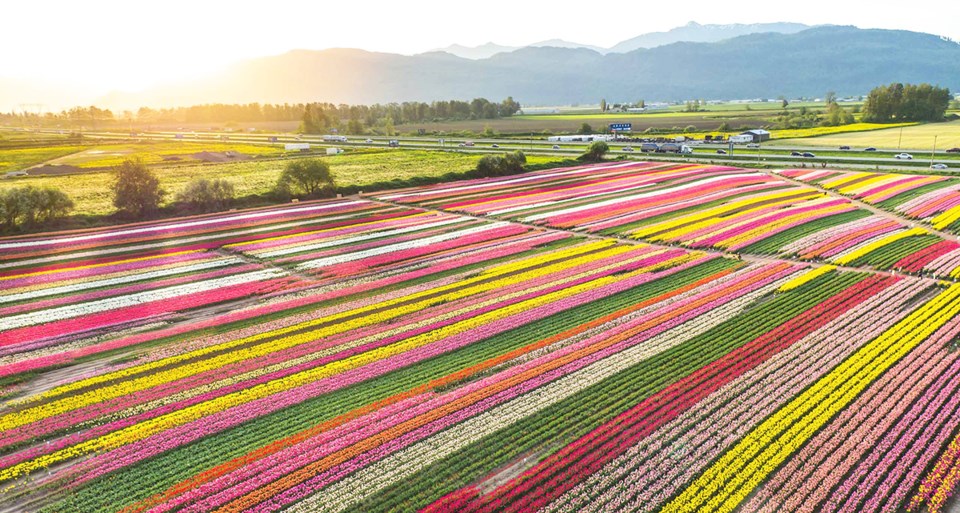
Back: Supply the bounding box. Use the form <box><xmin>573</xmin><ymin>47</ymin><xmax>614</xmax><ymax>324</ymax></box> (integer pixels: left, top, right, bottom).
<box><xmin>740</xmin><ymin>129</ymin><xmax>771</xmax><ymax>143</ymax></box>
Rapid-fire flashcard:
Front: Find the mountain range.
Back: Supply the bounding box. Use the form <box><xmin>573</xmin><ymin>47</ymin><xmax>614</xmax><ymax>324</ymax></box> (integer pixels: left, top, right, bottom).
<box><xmin>6</xmin><ymin>24</ymin><xmax>960</xmax><ymax>111</ymax></box>
<box><xmin>430</xmin><ymin>22</ymin><xmax>811</xmax><ymax>59</ymax></box>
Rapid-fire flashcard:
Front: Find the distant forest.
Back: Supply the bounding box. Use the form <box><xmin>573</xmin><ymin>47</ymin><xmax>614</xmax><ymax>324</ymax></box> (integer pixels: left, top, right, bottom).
<box><xmin>0</xmin><ymin>97</ymin><xmax>522</xmax><ymax>133</ymax></box>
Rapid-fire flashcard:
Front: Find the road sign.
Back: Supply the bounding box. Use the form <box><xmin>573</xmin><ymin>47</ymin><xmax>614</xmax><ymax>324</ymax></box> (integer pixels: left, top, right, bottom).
<box><xmin>609</xmin><ymin>123</ymin><xmax>632</xmax><ymax>132</ymax></box>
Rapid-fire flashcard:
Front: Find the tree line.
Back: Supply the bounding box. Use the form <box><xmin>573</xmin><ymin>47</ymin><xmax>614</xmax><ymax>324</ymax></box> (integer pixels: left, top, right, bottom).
<box><xmin>1</xmin><ymin>97</ymin><xmax>522</xmax><ymax>131</ymax></box>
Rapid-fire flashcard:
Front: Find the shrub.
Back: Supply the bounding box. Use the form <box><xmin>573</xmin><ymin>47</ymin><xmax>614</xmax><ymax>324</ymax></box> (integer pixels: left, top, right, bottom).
<box><xmin>112</xmin><ymin>159</ymin><xmax>165</xmax><ymax>218</ymax></box>
<box><xmin>175</xmin><ymin>178</ymin><xmax>235</xmax><ymax>212</ymax></box>
<box><xmin>0</xmin><ymin>186</ymin><xmax>73</xmax><ymax>231</ymax></box>
<box><xmin>476</xmin><ymin>151</ymin><xmax>527</xmax><ymax>177</ymax></box>
<box><xmin>578</xmin><ymin>141</ymin><xmax>609</xmax><ymax>162</ymax></box>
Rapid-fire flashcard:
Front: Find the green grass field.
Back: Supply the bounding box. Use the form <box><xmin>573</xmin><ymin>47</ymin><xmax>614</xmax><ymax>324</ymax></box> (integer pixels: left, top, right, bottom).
<box><xmin>0</xmin><ymin>150</ymin><xmax>564</xmax><ymax>217</ymax></box>
<box><xmin>0</xmin><ymin>145</ymin><xmax>86</xmax><ymax>173</ymax></box>
<box><xmin>777</xmin><ymin>119</ymin><xmax>960</xmax><ymax>150</ymax></box>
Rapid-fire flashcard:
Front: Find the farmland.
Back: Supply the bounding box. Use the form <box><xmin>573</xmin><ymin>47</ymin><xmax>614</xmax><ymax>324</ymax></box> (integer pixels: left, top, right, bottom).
<box><xmin>778</xmin><ymin>119</ymin><xmax>960</xmax><ymax>150</ymax></box>
<box><xmin>1</xmin><ymin>160</ymin><xmax>960</xmax><ymax>513</ymax></box>
<box><xmin>0</xmin><ymin>150</ymin><xmax>564</xmax><ymax>218</ymax></box>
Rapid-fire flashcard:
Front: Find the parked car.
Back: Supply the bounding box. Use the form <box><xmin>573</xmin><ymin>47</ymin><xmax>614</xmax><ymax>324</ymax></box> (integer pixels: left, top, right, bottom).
<box><xmin>839</xmin><ymin>145</ymin><xmax>851</xmax><ymax>150</ymax></box>
<box><xmin>622</xmin><ymin>146</ymin><xmax>634</xmax><ymax>152</ymax></box>
<box><xmin>791</xmin><ymin>151</ymin><xmax>802</xmax><ymax>156</ymax></box>
<box><xmin>802</xmin><ymin>152</ymin><xmax>816</xmax><ymax>158</ymax></box>
<box><xmin>716</xmin><ymin>149</ymin><xmax>727</xmax><ymax>155</ymax></box>
<box><xmin>931</xmin><ymin>163</ymin><xmax>949</xmax><ymax>170</ymax></box>
<box><xmin>365</xmin><ymin>138</ymin><xmax>374</xmax><ymax>143</ymax></box>
<box><xmin>746</xmin><ymin>143</ymin><xmax>760</xmax><ymax>149</ymax></box>
<box><xmin>894</xmin><ymin>153</ymin><xmax>913</xmax><ymax>160</ymax></box>
<box><xmin>491</xmin><ymin>144</ymin><xmax>500</xmax><ymax>148</ymax></box>
<box><xmin>946</xmin><ymin>148</ymin><xmax>960</xmax><ymax>153</ymax></box>
<box><xmin>864</xmin><ymin>147</ymin><xmax>877</xmax><ymax>152</ymax></box>
<box><xmin>552</xmin><ymin>145</ymin><xmax>561</xmax><ymax>150</ymax></box>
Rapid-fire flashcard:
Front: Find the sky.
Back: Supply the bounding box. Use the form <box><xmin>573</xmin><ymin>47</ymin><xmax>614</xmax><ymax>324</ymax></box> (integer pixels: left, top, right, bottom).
<box><xmin>2</xmin><ymin>0</ymin><xmax>959</xmax><ymax>95</ymax></box>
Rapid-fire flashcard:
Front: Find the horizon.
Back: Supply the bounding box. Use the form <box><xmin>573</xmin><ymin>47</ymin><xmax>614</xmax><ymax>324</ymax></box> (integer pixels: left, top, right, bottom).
<box><xmin>2</xmin><ymin>0</ymin><xmax>959</xmax><ymax>107</ymax></box>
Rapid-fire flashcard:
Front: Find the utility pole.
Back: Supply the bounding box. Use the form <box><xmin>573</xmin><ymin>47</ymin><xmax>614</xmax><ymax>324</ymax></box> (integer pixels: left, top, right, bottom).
<box><xmin>898</xmin><ymin>127</ymin><xmax>903</xmax><ymax>150</ymax></box>
<box><xmin>931</xmin><ymin>135</ymin><xmax>938</xmax><ymax>168</ymax></box>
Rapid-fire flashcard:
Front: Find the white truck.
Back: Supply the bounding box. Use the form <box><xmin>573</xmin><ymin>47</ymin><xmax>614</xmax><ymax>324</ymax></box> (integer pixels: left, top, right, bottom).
<box><xmin>322</xmin><ymin>135</ymin><xmax>348</xmax><ymax>142</ymax></box>
<box><xmin>284</xmin><ymin>143</ymin><xmax>311</xmax><ymax>151</ymax></box>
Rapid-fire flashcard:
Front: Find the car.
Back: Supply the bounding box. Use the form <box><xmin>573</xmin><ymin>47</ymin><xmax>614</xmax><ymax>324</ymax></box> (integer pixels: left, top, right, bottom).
<box><xmin>931</xmin><ymin>163</ymin><xmax>949</xmax><ymax>170</ymax></box>
<box><xmin>746</xmin><ymin>143</ymin><xmax>760</xmax><ymax>149</ymax></box>
<box><xmin>864</xmin><ymin>147</ymin><xmax>877</xmax><ymax>152</ymax></box>
<box><xmin>802</xmin><ymin>152</ymin><xmax>816</xmax><ymax>158</ymax></box>
<box><xmin>552</xmin><ymin>145</ymin><xmax>561</xmax><ymax>150</ymax></box>
<box><xmin>716</xmin><ymin>149</ymin><xmax>727</xmax><ymax>155</ymax></box>
<box><xmin>491</xmin><ymin>144</ymin><xmax>500</xmax><ymax>148</ymax></box>
<box><xmin>622</xmin><ymin>146</ymin><xmax>634</xmax><ymax>152</ymax></box>
<box><xmin>839</xmin><ymin>146</ymin><xmax>851</xmax><ymax>150</ymax></box>
<box><xmin>791</xmin><ymin>151</ymin><xmax>802</xmax><ymax>156</ymax></box>
<box><xmin>894</xmin><ymin>153</ymin><xmax>913</xmax><ymax>160</ymax></box>
<box><xmin>365</xmin><ymin>138</ymin><xmax>374</xmax><ymax>143</ymax></box>
<box><xmin>947</xmin><ymin>148</ymin><xmax>960</xmax><ymax>153</ymax></box>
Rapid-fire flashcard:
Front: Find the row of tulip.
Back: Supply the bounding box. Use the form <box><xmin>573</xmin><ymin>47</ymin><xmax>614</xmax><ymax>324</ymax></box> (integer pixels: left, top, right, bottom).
<box><xmin>782</xmin><ymin>168</ymin><xmax>960</xmax><ymax>233</ymax></box>
<box><xmin>376</xmin><ymin>162</ymin><xmax>957</xmax><ymax>276</ymax></box>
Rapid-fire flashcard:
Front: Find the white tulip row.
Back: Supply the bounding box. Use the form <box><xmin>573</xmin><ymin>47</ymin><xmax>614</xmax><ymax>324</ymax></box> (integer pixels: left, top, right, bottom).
<box><xmin>285</xmin><ymin>276</ymin><xmax>788</xmax><ymax>513</ymax></box>
<box><xmin>0</xmin><ymin>201</ymin><xmax>369</xmax><ymax>251</ymax></box>
<box><xmin>0</xmin><ymin>268</ymin><xmax>287</xmax><ymax>331</ymax></box>
<box><xmin>0</xmin><ymin>257</ymin><xmax>244</xmax><ymax>304</ymax></box>
<box><xmin>295</xmin><ymin>222</ymin><xmax>512</xmax><ymax>271</ymax></box>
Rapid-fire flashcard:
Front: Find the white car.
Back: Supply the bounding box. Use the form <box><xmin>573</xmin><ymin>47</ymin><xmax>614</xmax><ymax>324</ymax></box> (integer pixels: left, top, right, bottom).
<box><xmin>894</xmin><ymin>153</ymin><xmax>913</xmax><ymax>160</ymax></box>
<box><xmin>931</xmin><ymin>163</ymin><xmax>949</xmax><ymax>170</ymax></box>
<box><xmin>365</xmin><ymin>138</ymin><xmax>374</xmax><ymax>143</ymax></box>
<box><xmin>622</xmin><ymin>146</ymin><xmax>634</xmax><ymax>152</ymax></box>
<box><xmin>746</xmin><ymin>143</ymin><xmax>760</xmax><ymax>149</ymax></box>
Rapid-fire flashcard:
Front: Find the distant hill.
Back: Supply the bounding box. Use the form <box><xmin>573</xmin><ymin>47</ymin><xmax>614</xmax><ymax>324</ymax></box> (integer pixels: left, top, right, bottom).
<box><xmin>429</xmin><ymin>21</ymin><xmax>810</xmax><ymax>59</ymax></box>
<box><xmin>97</xmin><ymin>26</ymin><xmax>960</xmax><ymax>109</ymax></box>
<box><xmin>607</xmin><ymin>21</ymin><xmax>811</xmax><ymax>53</ymax></box>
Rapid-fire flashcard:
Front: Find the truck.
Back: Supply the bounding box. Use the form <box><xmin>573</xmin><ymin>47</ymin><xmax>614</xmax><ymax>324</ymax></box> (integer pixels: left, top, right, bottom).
<box><xmin>322</xmin><ymin>135</ymin><xmax>348</xmax><ymax>143</ymax></box>
<box><xmin>640</xmin><ymin>142</ymin><xmax>659</xmax><ymax>152</ymax></box>
<box><xmin>284</xmin><ymin>143</ymin><xmax>311</xmax><ymax>151</ymax></box>
<box><xmin>326</xmin><ymin>147</ymin><xmax>344</xmax><ymax>155</ymax></box>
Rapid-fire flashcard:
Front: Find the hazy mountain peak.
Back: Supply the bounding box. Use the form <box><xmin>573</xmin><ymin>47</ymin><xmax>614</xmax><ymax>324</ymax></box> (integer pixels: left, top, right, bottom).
<box><xmin>608</xmin><ymin>21</ymin><xmax>811</xmax><ymax>53</ymax></box>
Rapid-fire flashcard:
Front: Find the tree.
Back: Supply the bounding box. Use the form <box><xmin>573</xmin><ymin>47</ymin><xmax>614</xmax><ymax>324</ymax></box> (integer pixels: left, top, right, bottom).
<box><xmin>824</xmin><ymin>91</ymin><xmax>837</xmax><ymax>105</ymax></box>
<box><xmin>717</xmin><ymin>122</ymin><xmax>731</xmax><ymax>131</ymax></box>
<box><xmin>578</xmin><ymin>122</ymin><xmax>593</xmax><ymax>135</ymax></box>
<box><xmin>499</xmin><ymin>96</ymin><xmax>521</xmax><ymax>116</ymax></box>
<box><xmin>862</xmin><ymin>82</ymin><xmax>951</xmax><ymax>122</ymax></box>
<box><xmin>176</xmin><ymin>178</ymin><xmax>235</xmax><ymax>212</ymax></box>
<box><xmin>275</xmin><ymin>159</ymin><xmax>336</xmax><ymax>199</ymax></box>
<box><xmin>112</xmin><ymin>159</ymin><xmax>164</xmax><ymax>218</ymax></box>
<box><xmin>599</xmin><ymin>99</ymin><xmax>607</xmax><ymax>112</ymax></box>
<box><xmin>578</xmin><ymin>141</ymin><xmax>609</xmax><ymax>162</ymax></box>
<box><xmin>637</xmin><ymin>99</ymin><xmax>645</xmax><ymax>109</ymax></box>
<box><xmin>778</xmin><ymin>95</ymin><xmax>789</xmax><ymax>108</ymax></box>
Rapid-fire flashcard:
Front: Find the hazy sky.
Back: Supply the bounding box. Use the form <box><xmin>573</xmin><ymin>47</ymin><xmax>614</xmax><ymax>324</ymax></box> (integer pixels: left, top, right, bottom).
<box><xmin>2</xmin><ymin>0</ymin><xmax>959</xmax><ymax>93</ymax></box>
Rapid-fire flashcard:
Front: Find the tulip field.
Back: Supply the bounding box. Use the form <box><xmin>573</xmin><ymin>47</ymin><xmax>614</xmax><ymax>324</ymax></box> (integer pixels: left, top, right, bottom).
<box><xmin>2</xmin><ymin>161</ymin><xmax>960</xmax><ymax>513</ymax></box>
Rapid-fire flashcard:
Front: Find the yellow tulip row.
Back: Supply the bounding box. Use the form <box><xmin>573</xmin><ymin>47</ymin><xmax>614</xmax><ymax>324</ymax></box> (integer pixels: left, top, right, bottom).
<box><xmin>833</xmin><ymin>227</ymin><xmax>928</xmax><ymax>265</ymax></box>
<box><xmin>661</xmin><ymin>283</ymin><xmax>960</xmax><ymax>513</ymax></box>
<box><xmin>0</xmin><ymin>246</ymin><xmax>696</xmax><ymax>481</ymax></box>
<box><xmin>716</xmin><ymin>202</ymin><xmax>851</xmax><ymax>250</ymax></box>
<box><xmin>629</xmin><ymin>190</ymin><xmax>820</xmax><ymax>241</ymax></box>
<box><xmin>931</xmin><ymin>204</ymin><xmax>960</xmax><ymax>230</ymax></box>
<box><xmin>777</xmin><ymin>265</ymin><xmax>836</xmax><ymax>292</ymax></box>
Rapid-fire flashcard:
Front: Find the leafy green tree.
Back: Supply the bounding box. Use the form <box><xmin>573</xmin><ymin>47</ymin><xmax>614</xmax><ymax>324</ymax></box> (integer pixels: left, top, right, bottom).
<box><xmin>862</xmin><ymin>82</ymin><xmax>951</xmax><ymax>122</ymax></box>
<box><xmin>578</xmin><ymin>122</ymin><xmax>593</xmax><ymax>135</ymax></box>
<box><xmin>112</xmin><ymin>159</ymin><xmax>165</xmax><ymax>218</ymax></box>
<box><xmin>599</xmin><ymin>99</ymin><xmax>607</xmax><ymax>112</ymax></box>
<box><xmin>578</xmin><ymin>141</ymin><xmax>609</xmax><ymax>162</ymax></box>
<box><xmin>499</xmin><ymin>97</ymin><xmax>521</xmax><ymax>116</ymax></box>
<box><xmin>175</xmin><ymin>179</ymin><xmax>235</xmax><ymax>212</ymax></box>
<box><xmin>825</xmin><ymin>91</ymin><xmax>837</xmax><ymax>105</ymax></box>
<box><xmin>275</xmin><ymin>159</ymin><xmax>336</xmax><ymax>199</ymax></box>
